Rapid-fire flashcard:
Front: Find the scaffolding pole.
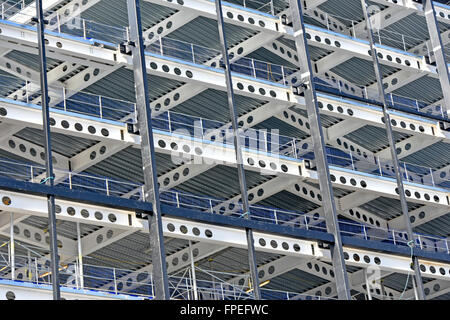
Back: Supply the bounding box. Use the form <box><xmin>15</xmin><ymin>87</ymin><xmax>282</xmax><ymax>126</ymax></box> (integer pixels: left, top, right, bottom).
<box><xmin>288</xmin><ymin>0</ymin><xmax>351</xmax><ymax>300</ymax></box>
<box><xmin>35</xmin><ymin>0</ymin><xmax>61</xmax><ymax>300</ymax></box>
<box><xmin>360</xmin><ymin>0</ymin><xmax>425</xmax><ymax>300</ymax></box>
<box><xmin>214</xmin><ymin>0</ymin><xmax>261</xmax><ymax>299</ymax></box>
<box><xmin>126</xmin><ymin>0</ymin><xmax>169</xmax><ymax>300</ymax></box>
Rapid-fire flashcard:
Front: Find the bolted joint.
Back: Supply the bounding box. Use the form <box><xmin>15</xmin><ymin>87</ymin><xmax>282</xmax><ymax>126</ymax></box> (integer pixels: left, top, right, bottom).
<box><xmin>127</xmin><ymin>122</ymin><xmax>140</xmax><ymax>135</ymax></box>
<box><xmin>119</xmin><ymin>41</ymin><xmax>136</xmax><ymax>55</ymax></box>
<box><xmin>304</xmin><ymin>159</ymin><xmax>316</xmax><ymax>170</ymax></box>
<box><xmin>318</xmin><ymin>241</ymin><xmax>331</xmax><ymax>249</ymax></box>
<box><xmin>31</xmin><ymin>17</ymin><xmax>49</xmax><ymax>24</ymax></box>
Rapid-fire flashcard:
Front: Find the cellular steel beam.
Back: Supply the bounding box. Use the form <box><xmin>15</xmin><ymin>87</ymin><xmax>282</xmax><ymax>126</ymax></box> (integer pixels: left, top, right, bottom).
<box><xmin>0</xmin><ymin>18</ymin><xmax>447</xmax><ymax>147</ymax></box>
<box><xmin>0</xmin><ymin>188</ymin><xmax>450</xmax><ymax>283</ymax></box>
<box><xmin>0</xmin><ymin>279</ymin><xmax>144</xmax><ymax>300</ymax></box>
<box><xmin>0</xmin><ymin>98</ymin><xmax>449</xmax><ymax>209</ymax></box>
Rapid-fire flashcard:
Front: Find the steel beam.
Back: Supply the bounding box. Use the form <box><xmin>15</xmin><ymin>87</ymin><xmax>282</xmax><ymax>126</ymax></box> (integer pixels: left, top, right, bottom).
<box><xmin>126</xmin><ymin>0</ymin><xmax>169</xmax><ymax>300</ymax></box>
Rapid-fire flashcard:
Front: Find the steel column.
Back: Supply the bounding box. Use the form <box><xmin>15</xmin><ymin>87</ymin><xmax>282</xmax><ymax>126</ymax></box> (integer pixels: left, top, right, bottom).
<box><xmin>423</xmin><ymin>0</ymin><xmax>450</xmax><ymax>114</ymax></box>
<box><xmin>360</xmin><ymin>0</ymin><xmax>425</xmax><ymax>300</ymax></box>
<box><xmin>288</xmin><ymin>0</ymin><xmax>351</xmax><ymax>300</ymax></box>
<box><xmin>10</xmin><ymin>213</ymin><xmax>14</xmax><ymax>281</ymax></box>
<box><xmin>76</xmin><ymin>222</ymin><xmax>84</xmax><ymax>289</ymax></box>
<box><xmin>214</xmin><ymin>0</ymin><xmax>261</xmax><ymax>299</ymax></box>
<box><xmin>35</xmin><ymin>0</ymin><xmax>61</xmax><ymax>300</ymax></box>
<box><xmin>126</xmin><ymin>0</ymin><xmax>169</xmax><ymax>300</ymax></box>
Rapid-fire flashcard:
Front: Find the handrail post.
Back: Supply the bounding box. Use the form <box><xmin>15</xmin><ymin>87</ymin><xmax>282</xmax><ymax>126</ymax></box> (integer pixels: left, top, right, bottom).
<box><xmin>377</xmin><ymin>156</ymin><xmax>383</xmax><ymax>176</ymax></box>
<box><xmin>63</xmin><ymin>87</ymin><xmax>67</xmax><ymax>111</ymax></box>
<box><xmin>191</xmin><ymin>43</ymin><xmax>195</xmax><ymax>63</ymax></box>
<box><xmin>404</xmin><ymin>162</ymin><xmax>409</xmax><ymax>182</ymax></box>
<box><xmin>105</xmin><ymin>179</ymin><xmax>109</xmax><ymax>196</ymax></box>
<box><xmin>82</xmin><ymin>19</ymin><xmax>87</xmax><ymax>39</ymax></box>
<box><xmin>392</xmin><ymin>230</ymin><xmax>396</xmax><ymax>245</ymax></box>
<box><xmin>113</xmin><ymin>267</ymin><xmax>118</xmax><ymax>294</ymax></box>
<box><xmin>430</xmin><ymin>168</ymin><xmax>435</xmax><ymax>187</ymax></box>
<box><xmin>251</xmin><ymin>59</ymin><xmax>256</xmax><ymax>78</ymax></box>
<box><xmin>167</xmin><ymin>111</ymin><xmax>172</xmax><ymax>132</ymax></box>
<box><xmin>350</xmin><ymin>150</ymin><xmax>355</xmax><ymax>170</ymax></box>
<box><xmin>57</xmin><ymin>12</ymin><xmax>61</xmax><ymax>34</ymax></box>
<box><xmin>99</xmin><ymin>95</ymin><xmax>103</xmax><ymax>119</ymax></box>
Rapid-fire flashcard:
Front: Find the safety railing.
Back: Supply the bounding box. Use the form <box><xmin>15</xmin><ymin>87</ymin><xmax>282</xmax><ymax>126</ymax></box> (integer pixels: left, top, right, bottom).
<box><xmin>0</xmin><ymin>252</ymin><xmax>330</xmax><ymax>300</ymax></box>
<box><xmin>2</xmin><ymin>76</ymin><xmax>450</xmax><ymax>191</ymax></box>
<box><xmin>313</xmin><ymin>76</ymin><xmax>450</xmax><ymax>121</ymax></box>
<box><xmin>226</xmin><ymin>0</ymin><xmax>287</xmax><ymax>15</ymax></box>
<box><xmin>0</xmin><ymin>155</ymin><xmax>448</xmax><ymax>255</ymax></box>
<box><xmin>0</xmin><ymin>0</ymin><xmax>28</xmax><ymax>20</ymax></box>
<box><xmin>1</xmin><ymin>12</ymin><xmax>446</xmax><ymax>123</ymax></box>
<box><xmin>158</xmin><ymin>189</ymin><xmax>450</xmax><ymax>255</ymax></box>
<box><xmin>302</xmin><ymin>10</ymin><xmax>430</xmax><ymax>55</ymax></box>
<box><xmin>0</xmin><ymin>4</ymin><xmax>127</xmax><ymax>43</ymax></box>
<box><xmin>145</xmin><ymin>35</ymin><xmax>298</xmax><ymax>85</ymax></box>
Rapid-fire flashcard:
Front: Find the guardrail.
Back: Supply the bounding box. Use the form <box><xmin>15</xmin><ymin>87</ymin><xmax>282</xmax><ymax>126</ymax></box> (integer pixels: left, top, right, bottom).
<box><xmin>0</xmin><ymin>156</ymin><xmax>447</xmax><ymax>255</ymax></box>
<box><xmin>0</xmin><ymin>251</ymin><xmax>329</xmax><ymax>300</ymax></box>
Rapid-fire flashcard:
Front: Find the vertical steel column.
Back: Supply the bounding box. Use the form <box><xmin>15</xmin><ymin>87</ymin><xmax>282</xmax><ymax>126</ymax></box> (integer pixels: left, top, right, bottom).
<box><xmin>423</xmin><ymin>0</ymin><xmax>450</xmax><ymax>113</ymax></box>
<box><xmin>189</xmin><ymin>241</ymin><xmax>198</xmax><ymax>300</ymax></box>
<box><xmin>76</xmin><ymin>222</ymin><xmax>84</xmax><ymax>289</ymax></box>
<box><xmin>360</xmin><ymin>0</ymin><xmax>425</xmax><ymax>300</ymax></box>
<box><xmin>10</xmin><ymin>213</ymin><xmax>14</xmax><ymax>280</ymax></box>
<box><xmin>288</xmin><ymin>0</ymin><xmax>351</xmax><ymax>300</ymax></box>
<box><xmin>35</xmin><ymin>0</ymin><xmax>60</xmax><ymax>300</ymax></box>
<box><xmin>214</xmin><ymin>0</ymin><xmax>261</xmax><ymax>299</ymax></box>
<box><xmin>126</xmin><ymin>0</ymin><xmax>169</xmax><ymax>300</ymax></box>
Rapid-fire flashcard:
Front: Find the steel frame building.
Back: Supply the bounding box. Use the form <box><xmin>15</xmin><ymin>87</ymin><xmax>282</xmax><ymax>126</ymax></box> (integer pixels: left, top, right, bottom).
<box><xmin>0</xmin><ymin>0</ymin><xmax>447</xmax><ymax>300</ymax></box>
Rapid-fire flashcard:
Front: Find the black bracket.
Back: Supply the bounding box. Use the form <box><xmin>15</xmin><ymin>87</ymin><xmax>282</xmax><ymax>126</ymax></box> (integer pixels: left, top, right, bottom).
<box><xmin>31</xmin><ymin>17</ymin><xmax>49</xmax><ymax>24</ymax></box>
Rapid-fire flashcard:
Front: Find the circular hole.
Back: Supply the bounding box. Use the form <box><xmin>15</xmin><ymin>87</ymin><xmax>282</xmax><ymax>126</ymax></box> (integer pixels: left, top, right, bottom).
<box><xmin>79</xmin><ymin>209</ymin><xmax>91</xmax><ymax>218</ymax></box>
<box><xmin>259</xmin><ymin>238</ymin><xmax>266</xmax><ymax>246</ymax></box>
<box><xmin>95</xmin><ymin>211</ymin><xmax>103</xmax><ymax>220</ymax></box>
<box><xmin>61</xmin><ymin>120</ymin><xmax>70</xmax><ymax>129</ymax></box>
<box><xmin>96</xmin><ymin>235</ymin><xmax>103</xmax><ymax>244</ymax></box>
<box><xmin>2</xmin><ymin>196</ymin><xmax>11</xmax><ymax>206</ymax></box>
<box><xmin>5</xmin><ymin>291</ymin><xmax>15</xmax><ymax>300</ymax></box>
